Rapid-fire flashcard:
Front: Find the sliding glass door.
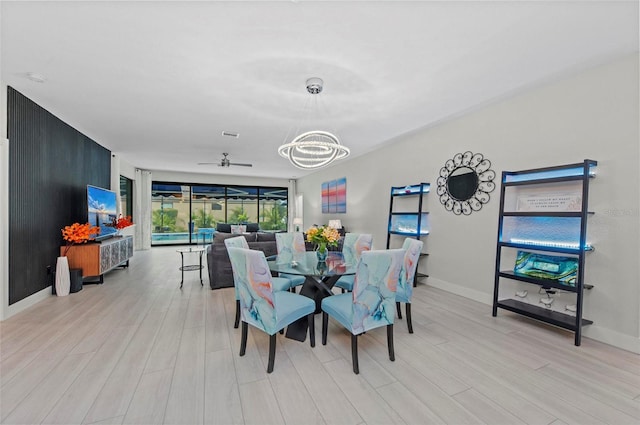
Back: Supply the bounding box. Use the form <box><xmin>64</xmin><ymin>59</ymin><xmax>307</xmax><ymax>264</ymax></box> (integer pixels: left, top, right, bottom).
<box><xmin>151</xmin><ymin>182</ymin><xmax>288</xmax><ymax>245</ymax></box>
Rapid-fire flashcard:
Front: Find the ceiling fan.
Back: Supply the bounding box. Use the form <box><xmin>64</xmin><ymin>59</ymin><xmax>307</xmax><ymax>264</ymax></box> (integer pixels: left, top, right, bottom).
<box><xmin>198</xmin><ymin>152</ymin><xmax>252</xmax><ymax>168</ymax></box>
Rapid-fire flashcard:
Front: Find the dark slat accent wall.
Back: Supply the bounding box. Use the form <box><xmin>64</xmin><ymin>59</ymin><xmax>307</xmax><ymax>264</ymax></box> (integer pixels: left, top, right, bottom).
<box><xmin>8</xmin><ymin>87</ymin><xmax>111</xmax><ymax>304</ymax></box>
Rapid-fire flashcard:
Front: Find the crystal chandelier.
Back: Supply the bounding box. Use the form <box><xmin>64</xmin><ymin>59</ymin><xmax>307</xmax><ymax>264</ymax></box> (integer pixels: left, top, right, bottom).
<box><xmin>278</xmin><ymin>78</ymin><xmax>350</xmax><ymax>170</ymax></box>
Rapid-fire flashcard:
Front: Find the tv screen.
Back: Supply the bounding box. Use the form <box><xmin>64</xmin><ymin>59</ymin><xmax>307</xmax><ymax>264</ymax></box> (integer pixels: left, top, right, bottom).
<box><xmin>87</xmin><ymin>185</ymin><xmax>118</xmax><ymax>240</ymax></box>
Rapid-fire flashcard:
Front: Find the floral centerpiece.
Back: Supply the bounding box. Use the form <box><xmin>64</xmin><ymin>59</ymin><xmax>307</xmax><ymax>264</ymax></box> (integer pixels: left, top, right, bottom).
<box><xmin>305</xmin><ymin>225</ymin><xmax>340</xmax><ymax>261</ymax></box>
<box><xmin>61</xmin><ymin>222</ymin><xmax>101</xmax><ymax>256</ymax></box>
<box><xmin>110</xmin><ymin>215</ymin><xmax>133</xmax><ymax>235</ymax></box>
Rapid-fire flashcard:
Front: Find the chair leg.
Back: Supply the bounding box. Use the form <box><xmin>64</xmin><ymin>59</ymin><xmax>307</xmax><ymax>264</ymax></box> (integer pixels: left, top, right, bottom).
<box><xmin>240</xmin><ymin>322</ymin><xmax>248</xmax><ymax>356</ymax></box>
<box><xmin>406</xmin><ymin>303</ymin><xmax>413</xmax><ymax>334</ymax></box>
<box><xmin>322</xmin><ymin>312</ymin><xmax>328</xmax><ymax>345</ymax></box>
<box><xmin>267</xmin><ymin>334</ymin><xmax>276</xmax><ymax>373</ymax></box>
<box><xmin>308</xmin><ymin>313</ymin><xmax>315</xmax><ymax>347</ymax></box>
<box><xmin>351</xmin><ymin>334</ymin><xmax>359</xmax><ymax>374</ymax></box>
<box><xmin>396</xmin><ymin>302</ymin><xmax>402</xmax><ymax>319</ymax></box>
<box><xmin>234</xmin><ymin>300</ymin><xmax>240</xmax><ymax>329</ymax></box>
<box><xmin>387</xmin><ymin>324</ymin><xmax>395</xmax><ymax>362</ymax></box>
<box><xmin>341</xmin><ymin>288</ymin><xmax>345</xmax><ymax>293</ymax></box>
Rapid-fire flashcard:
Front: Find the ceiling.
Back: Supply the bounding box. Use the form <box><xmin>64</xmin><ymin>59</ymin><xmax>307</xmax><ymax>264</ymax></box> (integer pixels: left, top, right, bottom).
<box><xmin>2</xmin><ymin>1</ymin><xmax>638</xmax><ymax>179</ymax></box>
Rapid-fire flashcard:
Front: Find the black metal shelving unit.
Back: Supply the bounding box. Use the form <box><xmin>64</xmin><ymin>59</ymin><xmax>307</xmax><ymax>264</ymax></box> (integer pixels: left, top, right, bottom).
<box><xmin>492</xmin><ymin>160</ymin><xmax>597</xmax><ymax>346</ymax></box>
<box><xmin>386</xmin><ymin>183</ymin><xmax>430</xmax><ymax>283</ymax></box>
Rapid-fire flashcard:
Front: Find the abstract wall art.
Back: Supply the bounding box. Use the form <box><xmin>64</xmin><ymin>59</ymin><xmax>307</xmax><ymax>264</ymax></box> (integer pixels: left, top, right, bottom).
<box><xmin>322</xmin><ymin>177</ymin><xmax>346</xmax><ymax>213</ymax></box>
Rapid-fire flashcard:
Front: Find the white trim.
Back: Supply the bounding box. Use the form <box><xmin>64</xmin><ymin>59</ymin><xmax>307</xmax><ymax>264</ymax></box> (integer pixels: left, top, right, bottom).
<box><xmin>3</xmin><ymin>287</ymin><xmax>52</xmax><ymax>321</ymax></box>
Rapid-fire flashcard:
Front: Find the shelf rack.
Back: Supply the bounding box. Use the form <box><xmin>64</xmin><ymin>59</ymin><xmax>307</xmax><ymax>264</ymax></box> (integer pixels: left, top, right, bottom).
<box><xmin>492</xmin><ymin>160</ymin><xmax>596</xmax><ymax>346</ymax></box>
<box><xmin>387</xmin><ymin>183</ymin><xmax>430</xmax><ymax>282</ymax></box>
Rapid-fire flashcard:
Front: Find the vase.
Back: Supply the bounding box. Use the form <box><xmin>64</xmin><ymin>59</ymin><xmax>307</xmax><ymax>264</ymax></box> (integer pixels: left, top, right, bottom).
<box><xmin>316</xmin><ymin>244</ymin><xmax>328</xmax><ymax>262</ymax></box>
<box><xmin>55</xmin><ymin>256</ymin><xmax>71</xmax><ymax>297</ymax></box>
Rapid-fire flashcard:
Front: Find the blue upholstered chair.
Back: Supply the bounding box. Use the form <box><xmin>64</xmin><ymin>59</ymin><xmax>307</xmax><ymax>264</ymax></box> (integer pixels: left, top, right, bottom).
<box><xmin>321</xmin><ymin>249</ymin><xmax>404</xmax><ymax>374</ymax></box>
<box><xmin>227</xmin><ymin>247</ymin><xmax>315</xmax><ymax>373</ymax></box>
<box><xmin>334</xmin><ymin>233</ymin><xmax>373</xmax><ymax>293</ymax></box>
<box><xmin>396</xmin><ymin>238</ymin><xmax>424</xmax><ymax>333</ymax></box>
<box><xmin>275</xmin><ymin>232</ymin><xmax>307</xmax><ymax>292</ymax></box>
<box><xmin>224</xmin><ymin>236</ymin><xmax>292</xmax><ymax>329</ymax></box>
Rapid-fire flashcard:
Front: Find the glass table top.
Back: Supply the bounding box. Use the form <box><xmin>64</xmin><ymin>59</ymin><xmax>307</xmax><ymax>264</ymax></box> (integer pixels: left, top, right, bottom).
<box><xmin>267</xmin><ymin>251</ymin><xmax>356</xmax><ymax>278</ymax></box>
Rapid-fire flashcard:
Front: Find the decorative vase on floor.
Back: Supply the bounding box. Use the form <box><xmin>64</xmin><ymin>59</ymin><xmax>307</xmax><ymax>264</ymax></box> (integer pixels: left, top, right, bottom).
<box><xmin>55</xmin><ymin>256</ymin><xmax>71</xmax><ymax>297</ymax></box>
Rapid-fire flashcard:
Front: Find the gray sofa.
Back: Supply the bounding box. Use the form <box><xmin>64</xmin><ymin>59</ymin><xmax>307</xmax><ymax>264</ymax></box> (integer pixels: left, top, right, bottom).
<box><xmin>207</xmin><ymin>230</ymin><xmax>345</xmax><ymax>290</ymax></box>
<box><xmin>207</xmin><ymin>232</ymin><xmax>278</xmax><ymax>289</ymax></box>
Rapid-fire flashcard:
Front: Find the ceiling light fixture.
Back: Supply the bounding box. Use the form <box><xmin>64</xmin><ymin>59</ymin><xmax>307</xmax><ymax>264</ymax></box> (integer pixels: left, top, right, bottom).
<box><xmin>278</xmin><ymin>78</ymin><xmax>350</xmax><ymax>170</ymax></box>
<box><xmin>26</xmin><ymin>72</ymin><xmax>46</xmax><ymax>83</ymax></box>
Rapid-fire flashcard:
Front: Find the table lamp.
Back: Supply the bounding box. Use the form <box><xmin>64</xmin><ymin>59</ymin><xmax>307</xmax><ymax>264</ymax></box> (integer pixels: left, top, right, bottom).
<box><xmin>328</xmin><ymin>219</ymin><xmax>342</xmax><ymax>230</ymax></box>
<box><xmin>293</xmin><ymin>217</ymin><xmax>303</xmax><ymax>232</ymax></box>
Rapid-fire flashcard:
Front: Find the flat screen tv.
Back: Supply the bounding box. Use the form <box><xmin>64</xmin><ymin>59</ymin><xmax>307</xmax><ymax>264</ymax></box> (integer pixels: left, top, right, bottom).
<box><xmin>87</xmin><ymin>185</ymin><xmax>118</xmax><ymax>240</ymax></box>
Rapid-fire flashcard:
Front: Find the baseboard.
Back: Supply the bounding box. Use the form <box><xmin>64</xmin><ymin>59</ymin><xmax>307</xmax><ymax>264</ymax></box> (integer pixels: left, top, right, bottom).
<box><xmin>425</xmin><ymin>277</ymin><xmax>493</xmax><ymax>306</ymax></box>
<box><xmin>1</xmin><ymin>286</ymin><xmax>52</xmax><ymax>321</ymax></box>
<box><xmin>424</xmin><ymin>277</ymin><xmax>640</xmax><ymax>354</ymax></box>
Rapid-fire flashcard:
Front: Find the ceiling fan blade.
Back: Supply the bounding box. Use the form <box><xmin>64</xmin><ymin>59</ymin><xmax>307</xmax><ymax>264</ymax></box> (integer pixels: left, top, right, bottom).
<box><xmin>197</xmin><ymin>162</ymin><xmax>219</xmax><ymax>165</ymax></box>
<box><xmin>229</xmin><ymin>162</ymin><xmax>253</xmax><ymax>167</ymax></box>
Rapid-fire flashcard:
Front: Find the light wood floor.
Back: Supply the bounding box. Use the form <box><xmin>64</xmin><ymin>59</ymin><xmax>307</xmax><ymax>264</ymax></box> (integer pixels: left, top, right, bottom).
<box><xmin>1</xmin><ymin>246</ymin><xmax>639</xmax><ymax>425</ymax></box>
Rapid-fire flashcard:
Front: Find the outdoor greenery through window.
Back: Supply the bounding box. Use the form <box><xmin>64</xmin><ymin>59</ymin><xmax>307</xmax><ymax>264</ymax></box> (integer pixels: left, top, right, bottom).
<box><xmin>151</xmin><ymin>183</ymin><xmax>288</xmax><ymax>245</ymax></box>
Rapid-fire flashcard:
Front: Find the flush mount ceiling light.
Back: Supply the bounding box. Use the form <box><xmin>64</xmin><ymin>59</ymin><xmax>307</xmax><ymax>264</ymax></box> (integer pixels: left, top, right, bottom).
<box><xmin>278</xmin><ymin>78</ymin><xmax>350</xmax><ymax>170</ymax></box>
<box><xmin>26</xmin><ymin>72</ymin><xmax>46</xmax><ymax>83</ymax></box>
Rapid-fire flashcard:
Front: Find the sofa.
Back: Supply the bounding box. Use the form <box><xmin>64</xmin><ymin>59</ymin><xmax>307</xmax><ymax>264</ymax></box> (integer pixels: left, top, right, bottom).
<box><xmin>207</xmin><ymin>228</ymin><xmax>345</xmax><ymax>290</ymax></box>
<box><xmin>207</xmin><ymin>231</ymin><xmax>278</xmax><ymax>289</ymax></box>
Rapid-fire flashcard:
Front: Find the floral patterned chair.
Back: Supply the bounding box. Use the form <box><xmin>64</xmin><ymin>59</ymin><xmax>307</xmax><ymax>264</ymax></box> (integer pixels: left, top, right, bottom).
<box><xmin>334</xmin><ymin>233</ymin><xmax>373</xmax><ymax>292</ymax></box>
<box><xmin>396</xmin><ymin>238</ymin><xmax>424</xmax><ymax>333</ymax></box>
<box><xmin>275</xmin><ymin>232</ymin><xmax>307</xmax><ymax>292</ymax></box>
<box><xmin>227</xmin><ymin>247</ymin><xmax>316</xmax><ymax>373</ymax></box>
<box><xmin>321</xmin><ymin>249</ymin><xmax>404</xmax><ymax>374</ymax></box>
<box><xmin>224</xmin><ymin>236</ymin><xmax>292</xmax><ymax>329</ymax></box>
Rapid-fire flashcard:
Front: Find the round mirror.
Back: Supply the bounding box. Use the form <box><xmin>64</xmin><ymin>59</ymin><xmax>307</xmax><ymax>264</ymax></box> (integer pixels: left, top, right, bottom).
<box><xmin>447</xmin><ymin>167</ymin><xmax>478</xmax><ymax>201</ymax></box>
<box><xmin>436</xmin><ymin>151</ymin><xmax>496</xmax><ymax>215</ymax></box>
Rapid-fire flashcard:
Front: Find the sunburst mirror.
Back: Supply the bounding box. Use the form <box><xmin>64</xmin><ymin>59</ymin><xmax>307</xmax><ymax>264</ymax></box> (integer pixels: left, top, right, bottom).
<box><xmin>436</xmin><ymin>151</ymin><xmax>496</xmax><ymax>215</ymax></box>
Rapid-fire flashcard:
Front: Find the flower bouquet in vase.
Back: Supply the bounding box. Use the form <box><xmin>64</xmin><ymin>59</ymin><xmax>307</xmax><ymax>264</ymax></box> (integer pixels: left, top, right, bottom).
<box><xmin>109</xmin><ymin>215</ymin><xmax>133</xmax><ymax>236</ymax></box>
<box><xmin>58</xmin><ymin>222</ymin><xmax>100</xmax><ymax>296</ymax></box>
<box><xmin>305</xmin><ymin>225</ymin><xmax>340</xmax><ymax>262</ymax></box>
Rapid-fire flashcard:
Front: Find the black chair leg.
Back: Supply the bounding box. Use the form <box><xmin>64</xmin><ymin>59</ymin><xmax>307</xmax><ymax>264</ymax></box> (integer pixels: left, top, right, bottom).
<box><xmin>234</xmin><ymin>300</ymin><xmax>240</xmax><ymax>329</ymax></box>
<box><xmin>396</xmin><ymin>302</ymin><xmax>402</xmax><ymax>319</ymax></box>
<box><xmin>308</xmin><ymin>313</ymin><xmax>315</xmax><ymax>347</ymax></box>
<box><xmin>341</xmin><ymin>288</ymin><xmax>345</xmax><ymax>293</ymax></box>
<box><xmin>387</xmin><ymin>324</ymin><xmax>395</xmax><ymax>362</ymax></box>
<box><xmin>406</xmin><ymin>303</ymin><xmax>413</xmax><ymax>334</ymax></box>
<box><xmin>267</xmin><ymin>334</ymin><xmax>276</xmax><ymax>373</ymax></box>
<box><xmin>322</xmin><ymin>312</ymin><xmax>328</xmax><ymax>345</ymax></box>
<box><xmin>240</xmin><ymin>322</ymin><xmax>248</xmax><ymax>356</ymax></box>
<box><xmin>351</xmin><ymin>334</ymin><xmax>359</xmax><ymax>374</ymax></box>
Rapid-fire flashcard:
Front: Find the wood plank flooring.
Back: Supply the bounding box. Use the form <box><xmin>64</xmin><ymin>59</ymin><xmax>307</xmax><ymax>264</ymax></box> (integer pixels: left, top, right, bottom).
<box><xmin>1</xmin><ymin>246</ymin><xmax>638</xmax><ymax>425</ymax></box>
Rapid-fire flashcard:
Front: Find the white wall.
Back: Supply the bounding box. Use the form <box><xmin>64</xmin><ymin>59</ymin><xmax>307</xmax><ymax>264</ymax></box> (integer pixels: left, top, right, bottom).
<box><xmin>296</xmin><ymin>54</ymin><xmax>640</xmax><ymax>352</ymax></box>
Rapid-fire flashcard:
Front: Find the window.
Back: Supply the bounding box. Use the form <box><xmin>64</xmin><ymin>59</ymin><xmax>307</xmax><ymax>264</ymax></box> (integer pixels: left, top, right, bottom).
<box><xmin>151</xmin><ymin>182</ymin><xmax>288</xmax><ymax>245</ymax></box>
<box><xmin>119</xmin><ymin>175</ymin><xmax>133</xmax><ymax>217</ymax></box>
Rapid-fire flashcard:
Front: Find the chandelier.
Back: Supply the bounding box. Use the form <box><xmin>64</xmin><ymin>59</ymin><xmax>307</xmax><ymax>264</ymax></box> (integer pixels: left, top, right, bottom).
<box><xmin>278</xmin><ymin>78</ymin><xmax>350</xmax><ymax>170</ymax></box>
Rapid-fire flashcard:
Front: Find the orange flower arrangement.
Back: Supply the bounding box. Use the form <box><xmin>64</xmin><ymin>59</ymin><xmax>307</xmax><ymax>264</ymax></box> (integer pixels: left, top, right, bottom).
<box><xmin>62</xmin><ymin>222</ymin><xmax>100</xmax><ymax>256</ymax></box>
<box><xmin>111</xmin><ymin>215</ymin><xmax>133</xmax><ymax>230</ymax></box>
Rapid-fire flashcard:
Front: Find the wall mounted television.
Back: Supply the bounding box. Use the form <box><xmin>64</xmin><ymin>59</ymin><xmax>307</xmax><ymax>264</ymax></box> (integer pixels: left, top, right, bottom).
<box><xmin>87</xmin><ymin>185</ymin><xmax>118</xmax><ymax>240</ymax></box>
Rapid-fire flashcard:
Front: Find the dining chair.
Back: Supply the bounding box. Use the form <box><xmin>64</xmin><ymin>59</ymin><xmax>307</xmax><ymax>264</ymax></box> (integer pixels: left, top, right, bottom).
<box><xmin>396</xmin><ymin>238</ymin><xmax>424</xmax><ymax>333</ymax></box>
<box><xmin>321</xmin><ymin>249</ymin><xmax>404</xmax><ymax>374</ymax></box>
<box><xmin>275</xmin><ymin>232</ymin><xmax>307</xmax><ymax>292</ymax></box>
<box><xmin>334</xmin><ymin>233</ymin><xmax>373</xmax><ymax>293</ymax></box>
<box><xmin>227</xmin><ymin>247</ymin><xmax>316</xmax><ymax>373</ymax></box>
<box><xmin>224</xmin><ymin>236</ymin><xmax>292</xmax><ymax>328</ymax></box>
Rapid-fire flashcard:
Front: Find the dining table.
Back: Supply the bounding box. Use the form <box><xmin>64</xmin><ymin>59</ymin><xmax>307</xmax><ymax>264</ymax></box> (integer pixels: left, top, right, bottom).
<box><xmin>267</xmin><ymin>251</ymin><xmax>356</xmax><ymax>342</ymax></box>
